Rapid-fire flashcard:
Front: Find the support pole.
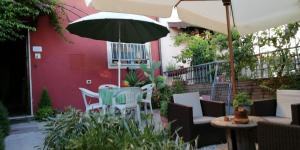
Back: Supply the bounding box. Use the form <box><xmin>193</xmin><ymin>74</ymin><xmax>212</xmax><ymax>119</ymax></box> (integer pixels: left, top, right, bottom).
<box><xmin>223</xmin><ymin>0</ymin><xmax>236</xmax><ymax>97</ymax></box>
<box><xmin>118</xmin><ymin>22</ymin><xmax>121</xmax><ymax>87</ymax></box>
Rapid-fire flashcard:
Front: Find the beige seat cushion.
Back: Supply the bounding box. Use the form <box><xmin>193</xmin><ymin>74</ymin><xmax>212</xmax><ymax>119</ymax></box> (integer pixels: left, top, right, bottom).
<box><xmin>193</xmin><ymin>116</ymin><xmax>216</xmax><ymax>124</ymax></box>
<box><xmin>173</xmin><ymin>92</ymin><xmax>203</xmax><ymax>118</ymax></box>
<box><xmin>276</xmin><ymin>90</ymin><xmax>300</xmax><ymax>118</ymax></box>
<box><xmin>262</xmin><ymin>116</ymin><xmax>292</xmax><ymax>125</ymax></box>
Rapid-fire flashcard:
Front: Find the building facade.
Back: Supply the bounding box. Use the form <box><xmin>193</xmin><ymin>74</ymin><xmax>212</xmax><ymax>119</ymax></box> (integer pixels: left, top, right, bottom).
<box><xmin>22</xmin><ymin>0</ymin><xmax>160</xmax><ymax>115</ymax></box>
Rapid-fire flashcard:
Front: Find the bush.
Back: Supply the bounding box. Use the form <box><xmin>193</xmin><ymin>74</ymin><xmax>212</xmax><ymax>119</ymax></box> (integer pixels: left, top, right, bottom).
<box><xmin>0</xmin><ymin>129</ymin><xmax>4</xmax><ymax>150</ymax></box>
<box><xmin>39</xmin><ymin>89</ymin><xmax>52</xmax><ymax>108</ymax></box>
<box><xmin>36</xmin><ymin>89</ymin><xmax>54</xmax><ymax>120</ymax></box>
<box><xmin>0</xmin><ymin>102</ymin><xmax>9</xmax><ymax>136</ymax></box>
<box><xmin>160</xmin><ymin>100</ymin><xmax>169</xmax><ymax>117</ymax></box>
<box><xmin>166</xmin><ymin>62</ymin><xmax>176</xmax><ymax>71</ymax></box>
<box><xmin>280</xmin><ymin>75</ymin><xmax>300</xmax><ymax>90</ymax></box>
<box><xmin>35</xmin><ymin>106</ymin><xmax>54</xmax><ymax>121</ymax></box>
<box><xmin>44</xmin><ymin>108</ymin><xmax>194</xmax><ymax>150</ymax></box>
<box><xmin>172</xmin><ymin>80</ymin><xmax>186</xmax><ymax>94</ymax></box>
<box><xmin>153</xmin><ymin>85</ymin><xmax>172</xmax><ymax>103</ymax></box>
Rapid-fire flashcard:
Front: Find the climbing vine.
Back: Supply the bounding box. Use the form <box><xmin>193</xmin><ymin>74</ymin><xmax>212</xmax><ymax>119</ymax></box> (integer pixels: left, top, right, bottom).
<box><xmin>0</xmin><ymin>0</ymin><xmax>63</xmax><ymax>41</ymax></box>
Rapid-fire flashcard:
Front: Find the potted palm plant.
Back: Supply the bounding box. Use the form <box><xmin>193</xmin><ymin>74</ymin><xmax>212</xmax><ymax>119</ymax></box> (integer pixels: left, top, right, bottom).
<box><xmin>233</xmin><ymin>92</ymin><xmax>253</xmax><ymax>124</ymax></box>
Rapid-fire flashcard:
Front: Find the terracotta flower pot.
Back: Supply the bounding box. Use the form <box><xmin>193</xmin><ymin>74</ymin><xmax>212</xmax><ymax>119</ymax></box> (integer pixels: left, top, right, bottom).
<box><xmin>122</xmin><ymin>80</ymin><xmax>129</xmax><ymax>87</ymax></box>
<box><xmin>233</xmin><ymin>106</ymin><xmax>249</xmax><ymax>124</ymax></box>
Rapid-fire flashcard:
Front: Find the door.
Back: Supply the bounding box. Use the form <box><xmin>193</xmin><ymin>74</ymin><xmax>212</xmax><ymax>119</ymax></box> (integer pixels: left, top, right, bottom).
<box><xmin>0</xmin><ymin>31</ymin><xmax>31</xmax><ymax>117</ymax></box>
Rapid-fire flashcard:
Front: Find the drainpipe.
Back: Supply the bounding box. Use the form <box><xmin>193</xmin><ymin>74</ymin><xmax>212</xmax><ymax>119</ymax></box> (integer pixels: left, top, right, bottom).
<box><xmin>157</xmin><ymin>18</ymin><xmax>163</xmax><ymax>75</ymax></box>
<box><xmin>158</xmin><ymin>38</ymin><xmax>163</xmax><ymax>75</ymax></box>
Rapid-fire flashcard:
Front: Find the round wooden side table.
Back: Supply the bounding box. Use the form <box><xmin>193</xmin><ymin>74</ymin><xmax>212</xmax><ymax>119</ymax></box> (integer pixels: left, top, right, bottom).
<box><xmin>211</xmin><ymin>116</ymin><xmax>265</xmax><ymax>150</ymax></box>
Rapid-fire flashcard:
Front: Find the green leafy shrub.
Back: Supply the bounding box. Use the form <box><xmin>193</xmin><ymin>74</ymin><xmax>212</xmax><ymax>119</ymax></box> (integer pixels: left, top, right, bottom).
<box><xmin>35</xmin><ymin>106</ymin><xmax>54</xmax><ymax>121</ymax></box>
<box><xmin>0</xmin><ymin>129</ymin><xmax>4</xmax><ymax>150</ymax></box>
<box><xmin>36</xmin><ymin>89</ymin><xmax>54</xmax><ymax>120</ymax></box>
<box><xmin>166</xmin><ymin>62</ymin><xmax>176</xmax><ymax>71</ymax></box>
<box><xmin>260</xmin><ymin>75</ymin><xmax>300</xmax><ymax>93</ymax></box>
<box><xmin>233</xmin><ymin>92</ymin><xmax>253</xmax><ymax>108</ymax></box>
<box><xmin>172</xmin><ymin>80</ymin><xmax>186</xmax><ymax>94</ymax></box>
<box><xmin>124</xmin><ymin>70</ymin><xmax>145</xmax><ymax>87</ymax></box>
<box><xmin>154</xmin><ymin>86</ymin><xmax>173</xmax><ymax>117</ymax></box>
<box><xmin>0</xmin><ymin>102</ymin><xmax>9</xmax><ymax>136</ymax></box>
<box><xmin>155</xmin><ymin>75</ymin><xmax>166</xmax><ymax>90</ymax></box>
<box><xmin>44</xmin><ymin>108</ymin><xmax>87</xmax><ymax>149</ymax></box>
<box><xmin>44</xmin><ymin>108</ymin><xmax>194</xmax><ymax>150</ymax></box>
<box><xmin>279</xmin><ymin>75</ymin><xmax>300</xmax><ymax>90</ymax></box>
<box><xmin>125</xmin><ymin>70</ymin><xmax>139</xmax><ymax>86</ymax></box>
<box><xmin>160</xmin><ymin>100</ymin><xmax>169</xmax><ymax>117</ymax></box>
<box><xmin>140</xmin><ymin>61</ymin><xmax>161</xmax><ymax>83</ymax></box>
<box><xmin>39</xmin><ymin>89</ymin><xmax>52</xmax><ymax>108</ymax></box>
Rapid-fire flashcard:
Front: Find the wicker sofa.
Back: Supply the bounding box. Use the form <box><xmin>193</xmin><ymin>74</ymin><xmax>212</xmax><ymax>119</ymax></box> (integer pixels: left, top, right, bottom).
<box><xmin>168</xmin><ymin>92</ymin><xmax>226</xmax><ymax>148</ymax></box>
<box><xmin>251</xmin><ymin>89</ymin><xmax>300</xmax><ymax>125</ymax></box>
<box><xmin>257</xmin><ymin>121</ymin><xmax>300</xmax><ymax>150</ymax></box>
<box><xmin>251</xmin><ymin>99</ymin><xmax>300</xmax><ymax>125</ymax></box>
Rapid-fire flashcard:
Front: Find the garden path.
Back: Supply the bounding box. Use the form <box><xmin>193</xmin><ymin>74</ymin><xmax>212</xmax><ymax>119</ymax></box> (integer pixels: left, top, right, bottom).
<box><xmin>5</xmin><ymin>121</ymin><xmax>46</xmax><ymax>150</ymax></box>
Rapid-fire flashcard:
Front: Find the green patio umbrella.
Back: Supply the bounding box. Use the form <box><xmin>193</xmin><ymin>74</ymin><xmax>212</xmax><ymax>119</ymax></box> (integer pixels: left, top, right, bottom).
<box><xmin>66</xmin><ymin>12</ymin><xmax>169</xmax><ymax>87</ymax></box>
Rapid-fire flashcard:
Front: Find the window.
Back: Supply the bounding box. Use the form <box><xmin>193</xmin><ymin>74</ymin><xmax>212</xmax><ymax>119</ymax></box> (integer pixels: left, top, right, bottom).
<box><xmin>107</xmin><ymin>42</ymin><xmax>151</xmax><ymax>69</ymax></box>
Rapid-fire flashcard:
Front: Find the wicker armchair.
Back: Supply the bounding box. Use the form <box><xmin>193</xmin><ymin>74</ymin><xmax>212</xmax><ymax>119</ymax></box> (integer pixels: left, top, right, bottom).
<box><xmin>257</xmin><ymin>121</ymin><xmax>300</xmax><ymax>150</ymax></box>
<box><xmin>168</xmin><ymin>100</ymin><xmax>226</xmax><ymax>148</ymax></box>
<box><xmin>251</xmin><ymin>99</ymin><xmax>300</xmax><ymax>125</ymax></box>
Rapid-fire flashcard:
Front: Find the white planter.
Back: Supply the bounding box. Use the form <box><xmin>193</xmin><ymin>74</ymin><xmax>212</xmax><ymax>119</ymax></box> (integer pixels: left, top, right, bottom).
<box><xmin>276</xmin><ymin>90</ymin><xmax>300</xmax><ymax>118</ymax></box>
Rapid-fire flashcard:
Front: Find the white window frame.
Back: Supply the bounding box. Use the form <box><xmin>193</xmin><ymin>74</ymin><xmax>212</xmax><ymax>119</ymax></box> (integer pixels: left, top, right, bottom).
<box><xmin>107</xmin><ymin>42</ymin><xmax>151</xmax><ymax>69</ymax></box>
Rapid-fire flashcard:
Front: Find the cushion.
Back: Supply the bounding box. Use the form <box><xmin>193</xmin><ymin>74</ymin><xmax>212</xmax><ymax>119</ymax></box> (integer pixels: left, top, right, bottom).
<box><xmin>193</xmin><ymin>116</ymin><xmax>215</xmax><ymax>124</ymax></box>
<box><xmin>262</xmin><ymin>116</ymin><xmax>292</xmax><ymax>125</ymax></box>
<box><xmin>173</xmin><ymin>92</ymin><xmax>203</xmax><ymax>118</ymax></box>
<box><xmin>276</xmin><ymin>90</ymin><xmax>300</xmax><ymax>118</ymax></box>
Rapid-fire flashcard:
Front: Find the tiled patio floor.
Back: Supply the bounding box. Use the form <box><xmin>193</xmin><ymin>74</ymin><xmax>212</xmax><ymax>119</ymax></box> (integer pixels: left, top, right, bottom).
<box><xmin>5</xmin><ymin>121</ymin><xmax>46</xmax><ymax>150</ymax></box>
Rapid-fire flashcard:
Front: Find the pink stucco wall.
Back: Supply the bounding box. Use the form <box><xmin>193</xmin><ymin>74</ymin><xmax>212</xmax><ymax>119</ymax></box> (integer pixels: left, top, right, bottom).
<box><xmin>30</xmin><ymin>0</ymin><xmax>161</xmax><ymax>112</ymax></box>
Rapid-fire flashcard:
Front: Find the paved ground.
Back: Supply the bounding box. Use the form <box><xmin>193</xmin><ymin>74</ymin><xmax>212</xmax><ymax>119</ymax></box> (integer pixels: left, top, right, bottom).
<box><xmin>5</xmin><ymin>121</ymin><xmax>46</xmax><ymax>150</ymax></box>
<box><xmin>4</xmin><ymin>111</ymin><xmax>227</xmax><ymax>150</ymax></box>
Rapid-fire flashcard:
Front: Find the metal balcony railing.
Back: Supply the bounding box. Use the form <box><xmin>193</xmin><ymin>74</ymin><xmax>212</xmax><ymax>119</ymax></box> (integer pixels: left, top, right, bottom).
<box><xmin>164</xmin><ymin>61</ymin><xmax>229</xmax><ymax>84</ymax></box>
<box><xmin>108</xmin><ymin>42</ymin><xmax>150</xmax><ymax>68</ymax></box>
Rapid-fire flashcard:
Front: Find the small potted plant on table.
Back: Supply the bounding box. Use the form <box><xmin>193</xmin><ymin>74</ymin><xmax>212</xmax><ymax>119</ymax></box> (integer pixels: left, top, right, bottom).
<box><xmin>233</xmin><ymin>92</ymin><xmax>253</xmax><ymax>124</ymax></box>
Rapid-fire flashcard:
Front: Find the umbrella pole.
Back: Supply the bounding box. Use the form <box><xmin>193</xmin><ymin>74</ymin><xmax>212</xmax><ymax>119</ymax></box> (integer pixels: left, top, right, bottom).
<box><xmin>223</xmin><ymin>0</ymin><xmax>237</xmax><ymax>97</ymax></box>
<box><xmin>118</xmin><ymin>22</ymin><xmax>121</xmax><ymax>87</ymax></box>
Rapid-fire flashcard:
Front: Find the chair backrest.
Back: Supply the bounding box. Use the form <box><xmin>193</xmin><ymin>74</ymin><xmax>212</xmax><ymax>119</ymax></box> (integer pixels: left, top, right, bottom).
<box><xmin>99</xmin><ymin>84</ymin><xmax>118</xmax><ymax>90</ymax></box>
<box><xmin>258</xmin><ymin>121</ymin><xmax>300</xmax><ymax>150</ymax></box>
<box><xmin>114</xmin><ymin>88</ymin><xmax>141</xmax><ymax>108</ymax></box>
<box><xmin>141</xmin><ymin>84</ymin><xmax>154</xmax><ymax>101</ymax></box>
<box><xmin>79</xmin><ymin>88</ymin><xmax>99</xmax><ymax>108</ymax></box>
<box><xmin>276</xmin><ymin>90</ymin><xmax>300</xmax><ymax>118</ymax></box>
<box><xmin>173</xmin><ymin>92</ymin><xmax>203</xmax><ymax>118</ymax></box>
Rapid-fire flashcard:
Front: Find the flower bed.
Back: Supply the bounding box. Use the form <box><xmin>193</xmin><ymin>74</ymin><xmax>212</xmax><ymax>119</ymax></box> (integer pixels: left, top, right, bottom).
<box><xmin>43</xmin><ymin>108</ymin><xmax>195</xmax><ymax>150</ymax></box>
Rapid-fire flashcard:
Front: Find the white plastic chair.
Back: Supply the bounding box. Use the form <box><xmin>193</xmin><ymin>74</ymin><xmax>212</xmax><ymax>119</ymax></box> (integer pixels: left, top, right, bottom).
<box><xmin>99</xmin><ymin>84</ymin><xmax>118</xmax><ymax>89</ymax></box>
<box><xmin>112</xmin><ymin>88</ymin><xmax>141</xmax><ymax>124</ymax></box>
<box><xmin>140</xmin><ymin>84</ymin><xmax>154</xmax><ymax>114</ymax></box>
<box><xmin>79</xmin><ymin>88</ymin><xmax>104</xmax><ymax>113</ymax></box>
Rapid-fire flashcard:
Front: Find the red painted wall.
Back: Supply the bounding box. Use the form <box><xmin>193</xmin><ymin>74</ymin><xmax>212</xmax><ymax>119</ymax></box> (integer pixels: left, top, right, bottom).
<box><xmin>30</xmin><ymin>0</ymin><xmax>161</xmax><ymax>112</ymax></box>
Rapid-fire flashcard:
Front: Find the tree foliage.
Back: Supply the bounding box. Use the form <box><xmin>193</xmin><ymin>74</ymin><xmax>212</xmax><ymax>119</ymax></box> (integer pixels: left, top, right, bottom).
<box><xmin>0</xmin><ymin>0</ymin><xmax>62</xmax><ymax>41</ymax></box>
<box><xmin>257</xmin><ymin>22</ymin><xmax>300</xmax><ymax>77</ymax></box>
<box><xmin>174</xmin><ymin>29</ymin><xmax>257</xmax><ymax>77</ymax></box>
<box><xmin>257</xmin><ymin>22</ymin><xmax>300</xmax><ymax>92</ymax></box>
<box><xmin>174</xmin><ymin>31</ymin><xmax>217</xmax><ymax>65</ymax></box>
